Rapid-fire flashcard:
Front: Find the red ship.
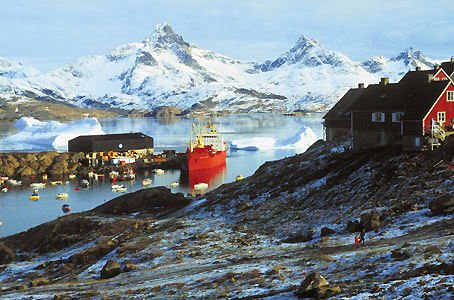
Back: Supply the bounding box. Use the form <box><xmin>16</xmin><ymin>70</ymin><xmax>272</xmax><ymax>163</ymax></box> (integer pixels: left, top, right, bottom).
<box><xmin>182</xmin><ymin>118</ymin><xmax>227</xmax><ymax>171</ymax></box>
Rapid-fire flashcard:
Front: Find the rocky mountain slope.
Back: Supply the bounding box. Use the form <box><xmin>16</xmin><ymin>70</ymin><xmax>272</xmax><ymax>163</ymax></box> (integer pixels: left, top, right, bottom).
<box><xmin>0</xmin><ymin>23</ymin><xmax>441</xmax><ymax>115</ymax></box>
<box><xmin>1</xmin><ymin>138</ymin><xmax>454</xmax><ymax>299</ymax></box>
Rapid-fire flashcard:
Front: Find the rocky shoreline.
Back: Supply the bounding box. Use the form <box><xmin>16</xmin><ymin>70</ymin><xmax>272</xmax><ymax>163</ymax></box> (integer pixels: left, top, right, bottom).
<box><xmin>0</xmin><ymin>151</ymin><xmax>182</xmax><ymax>183</ymax></box>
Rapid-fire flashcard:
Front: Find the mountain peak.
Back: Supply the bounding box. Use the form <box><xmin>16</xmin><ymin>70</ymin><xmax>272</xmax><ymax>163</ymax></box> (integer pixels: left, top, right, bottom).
<box><xmin>392</xmin><ymin>47</ymin><xmax>436</xmax><ymax>69</ymax></box>
<box><xmin>292</xmin><ymin>35</ymin><xmax>323</xmax><ymax>52</ymax></box>
<box><xmin>151</xmin><ymin>22</ymin><xmax>189</xmax><ymax>49</ymax></box>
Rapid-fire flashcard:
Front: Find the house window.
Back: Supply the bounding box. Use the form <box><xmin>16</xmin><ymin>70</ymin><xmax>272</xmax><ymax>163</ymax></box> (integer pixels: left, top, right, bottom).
<box><xmin>392</xmin><ymin>112</ymin><xmax>404</xmax><ymax>122</ymax></box>
<box><xmin>371</xmin><ymin>112</ymin><xmax>385</xmax><ymax>122</ymax></box>
<box><xmin>447</xmin><ymin>91</ymin><xmax>454</xmax><ymax>101</ymax></box>
<box><xmin>438</xmin><ymin>112</ymin><xmax>446</xmax><ymax>123</ymax></box>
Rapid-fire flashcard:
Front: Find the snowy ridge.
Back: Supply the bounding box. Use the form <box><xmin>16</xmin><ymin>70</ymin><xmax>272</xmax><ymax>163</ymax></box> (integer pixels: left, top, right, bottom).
<box><xmin>0</xmin><ymin>23</ymin><xmax>443</xmax><ymax>114</ymax></box>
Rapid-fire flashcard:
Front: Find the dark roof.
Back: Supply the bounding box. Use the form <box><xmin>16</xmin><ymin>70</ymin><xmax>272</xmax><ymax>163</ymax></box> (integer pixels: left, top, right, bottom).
<box><xmin>440</xmin><ymin>60</ymin><xmax>454</xmax><ymax>77</ymax></box>
<box><xmin>70</xmin><ymin>133</ymin><xmax>152</xmax><ymax>142</ymax></box>
<box><xmin>323</xmin><ymin>87</ymin><xmax>365</xmax><ymax>119</ymax></box>
<box><xmin>349</xmin><ymin>70</ymin><xmax>452</xmax><ymax>120</ymax></box>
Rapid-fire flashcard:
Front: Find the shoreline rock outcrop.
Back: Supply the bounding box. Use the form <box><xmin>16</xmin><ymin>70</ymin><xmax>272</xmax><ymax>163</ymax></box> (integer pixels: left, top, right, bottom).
<box><xmin>0</xmin><ymin>152</ymin><xmax>84</xmax><ymax>179</ymax></box>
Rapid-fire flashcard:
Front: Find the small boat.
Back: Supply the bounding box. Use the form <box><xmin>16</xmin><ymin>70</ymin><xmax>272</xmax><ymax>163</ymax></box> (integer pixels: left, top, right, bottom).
<box><xmin>98</xmin><ymin>174</ymin><xmax>105</xmax><ymax>178</ymax></box>
<box><xmin>142</xmin><ymin>178</ymin><xmax>152</xmax><ymax>186</ymax></box>
<box><xmin>30</xmin><ymin>193</ymin><xmax>40</xmax><ymax>201</ymax></box>
<box><xmin>236</xmin><ymin>175</ymin><xmax>244</xmax><ymax>181</ymax></box>
<box><xmin>0</xmin><ymin>221</ymin><xmax>2</xmax><ymax>227</ymax></box>
<box><xmin>170</xmin><ymin>181</ymin><xmax>179</xmax><ymax>187</ymax></box>
<box><xmin>1</xmin><ymin>187</ymin><xmax>7</xmax><ymax>193</ymax></box>
<box><xmin>0</xmin><ymin>176</ymin><xmax>8</xmax><ymax>181</ymax></box>
<box><xmin>113</xmin><ymin>187</ymin><xmax>127</xmax><ymax>193</ymax></box>
<box><xmin>62</xmin><ymin>204</ymin><xmax>71</xmax><ymax>213</ymax></box>
<box><xmin>111</xmin><ymin>184</ymin><xmax>124</xmax><ymax>190</ymax></box>
<box><xmin>56</xmin><ymin>193</ymin><xmax>69</xmax><ymax>200</ymax></box>
<box><xmin>80</xmin><ymin>179</ymin><xmax>89</xmax><ymax>188</ymax></box>
<box><xmin>154</xmin><ymin>169</ymin><xmax>164</xmax><ymax>175</ymax></box>
<box><xmin>109</xmin><ymin>171</ymin><xmax>119</xmax><ymax>179</ymax></box>
<box><xmin>7</xmin><ymin>179</ymin><xmax>21</xmax><ymax>186</ymax></box>
<box><xmin>124</xmin><ymin>173</ymin><xmax>135</xmax><ymax>180</ymax></box>
<box><xmin>68</xmin><ymin>174</ymin><xmax>76</xmax><ymax>179</ymax></box>
<box><xmin>50</xmin><ymin>180</ymin><xmax>63</xmax><ymax>185</ymax></box>
<box><xmin>30</xmin><ymin>182</ymin><xmax>46</xmax><ymax>188</ymax></box>
<box><xmin>194</xmin><ymin>182</ymin><xmax>208</xmax><ymax>190</ymax></box>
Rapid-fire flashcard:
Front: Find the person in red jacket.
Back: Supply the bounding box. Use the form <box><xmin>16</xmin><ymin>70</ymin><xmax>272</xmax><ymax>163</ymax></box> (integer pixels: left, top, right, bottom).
<box><xmin>354</xmin><ymin>235</ymin><xmax>360</xmax><ymax>248</ymax></box>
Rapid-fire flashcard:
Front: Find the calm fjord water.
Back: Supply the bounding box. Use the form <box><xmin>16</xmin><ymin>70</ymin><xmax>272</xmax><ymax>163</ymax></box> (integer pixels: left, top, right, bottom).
<box><xmin>0</xmin><ymin>114</ymin><xmax>323</xmax><ymax>238</ymax></box>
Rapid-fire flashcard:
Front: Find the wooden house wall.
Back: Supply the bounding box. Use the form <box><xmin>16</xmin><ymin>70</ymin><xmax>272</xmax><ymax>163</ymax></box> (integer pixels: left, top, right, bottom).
<box><xmin>352</xmin><ymin>111</ymin><xmax>403</xmax><ymax>149</ymax></box>
<box><xmin>324</xmin><ymin>119</ymin><xmax>351</xmax><ymax>141</ymax></box>
<box><xmin>423</xmin><ymin>84</ymin><xmax>454</xmax><ymax>127</ymax></box>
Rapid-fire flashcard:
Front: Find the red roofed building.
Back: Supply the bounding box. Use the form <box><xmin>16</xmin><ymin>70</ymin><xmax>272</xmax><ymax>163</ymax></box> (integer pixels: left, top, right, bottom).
<box><xmin>324</xmin><ymin>60</ymin><xmax>454</xmax><ymax>151</ymax></box>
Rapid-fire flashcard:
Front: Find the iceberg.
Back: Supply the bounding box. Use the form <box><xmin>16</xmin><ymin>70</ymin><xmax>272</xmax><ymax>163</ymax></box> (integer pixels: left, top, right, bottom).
<box><xmin>229</xmin><ymin>126</ymin><xmax>318</xmax><ymax>152</ymax></box>
<box><xmin>4</xmin><ymin>117</ymin><xmax>105</xmax><ymax>150</ymax></box>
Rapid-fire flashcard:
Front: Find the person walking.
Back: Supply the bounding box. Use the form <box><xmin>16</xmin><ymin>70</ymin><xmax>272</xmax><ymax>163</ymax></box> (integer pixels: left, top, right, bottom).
<box><xmin>354</xmin><ymin>235</ymin><xmax>360</xmax><ymax>248</ymax></box>
<box><xmin>359</xmin><ymin>229</ymin><xmax>366</xmax><ymax>245</ymax></box>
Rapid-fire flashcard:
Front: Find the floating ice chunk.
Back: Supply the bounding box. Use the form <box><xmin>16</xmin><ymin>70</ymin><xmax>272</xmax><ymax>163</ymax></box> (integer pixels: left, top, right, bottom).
<box><xmin>230</xmin><ymin>126</ymin><xmax>317</xmax><ymax>151</ymax></box>
<box><xmin>4</xmin><ymin>117</ymin><xmax>105</xmax><ymax>150</ymax></box>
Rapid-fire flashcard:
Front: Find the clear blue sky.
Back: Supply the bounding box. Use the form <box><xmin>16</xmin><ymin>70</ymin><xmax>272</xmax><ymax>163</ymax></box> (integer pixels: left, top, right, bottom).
<box><xmin>1</xmin><ymin>0</ymin><xmax>453</xmax><ymax>71</ymax></box>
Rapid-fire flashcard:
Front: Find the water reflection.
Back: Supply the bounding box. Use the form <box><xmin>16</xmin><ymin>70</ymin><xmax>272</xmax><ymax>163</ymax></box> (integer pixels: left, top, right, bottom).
<box><xmin>180</xmin><ymin>162</ymin><xmax>227</xmax><ymax>195</ymax></box>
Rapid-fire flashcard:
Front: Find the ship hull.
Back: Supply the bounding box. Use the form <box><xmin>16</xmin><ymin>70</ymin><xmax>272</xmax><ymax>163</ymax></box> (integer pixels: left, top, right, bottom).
<box><xmin>184</xmin><ymin>147</ymin><xmax>227</xmax><ymax>171</ymax></box>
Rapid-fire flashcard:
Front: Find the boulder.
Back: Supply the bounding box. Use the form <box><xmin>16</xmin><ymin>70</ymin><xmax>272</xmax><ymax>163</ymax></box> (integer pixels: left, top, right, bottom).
<box><xmin>296</xmin><ymin>271</ymin><xmax>341</xmax><ymax>299</ymax></box>
<box><xmin>29</xmin><ymin>278</ymin><xmax>50</xmax><ymax>287</ymax></box>
<box><xmin>391</xmin><ymin>249</ymin><xmax>413</xmax><ymax>261</ymax></box>
<box><xmin>429</xmin><ymin>193</ymin><xmax>454</xmax><ymax>215</ymax></box>
<box><xmin>360</xmin><ymin>211</ymin><xmax>381</xmax><ymax>231</ymax></box>
<box><xmin>346</xmin><ymin>220</ymin><xmax>362</xmax><ymax>233</ymax></box>
<box><xmin>314</xmin><ymin>286</ymin><xmax>342</xmax><ymax>299</ymax></box>
<box><xmin>320</xmin><ymin>227</ymin><xmax>336</xmax><ymax>237</ymax></box>
<box><xmin>282</xmin><ymin>230</ymin><xmax>314</xmax><ymax>243</ymax></box>
<box><xmin>236</xmin><ymin>201</ymin><xmax>252</xmax><ymax>213</ymax></box>
<box><xmin>0</xmin><ymin>243</ymin><xmax>16</xmax><ymax>264</ymax></box>
<box><xmin>101</xmin><ymin>259</ymin><xmax>121</xmax><ymax>279</ymax></box>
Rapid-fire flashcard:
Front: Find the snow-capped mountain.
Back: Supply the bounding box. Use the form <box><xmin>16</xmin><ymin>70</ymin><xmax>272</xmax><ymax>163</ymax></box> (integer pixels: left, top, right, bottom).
<box><xmin>0</xmin><ymin>23</ymin><xmax>443</xmax><ymax>114</ymax></box>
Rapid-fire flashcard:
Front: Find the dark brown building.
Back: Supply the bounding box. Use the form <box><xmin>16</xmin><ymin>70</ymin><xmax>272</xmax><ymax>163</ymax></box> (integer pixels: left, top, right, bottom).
<box><xmin>68</xmin><ymin>133</ymin><xmax>154</xmax><ymax>153</ymax></box>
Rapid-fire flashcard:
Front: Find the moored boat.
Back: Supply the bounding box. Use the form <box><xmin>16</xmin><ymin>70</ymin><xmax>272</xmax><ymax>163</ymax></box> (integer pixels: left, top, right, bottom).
<box><xmin>7</xmin><ymin>179</ymin><xmax>21</xmax><ymax>186</ymax></box>
<box><xmin>236</xmin><ymin>175</ymin><xmax>244</xmax><ymax>181</ymax></box>
<box><xmin>50</xmin><ymin>180</ymin><xmax>63</xmax><ymax>185</ymax></box>
<box><xmin>170</xmin><ymin>181</ymin><xmax>179</xmax><ymax>187</ymax></box>
<box><xmin>80</xmin><ymin>179</ymin><xmax>89</xmax><ymax>188</ymax></box>
<box><xmin>30</xmin><ymin>182</ymin><xmax>46</xmax><ymax>188</ymax></box>
<box><xmin>30</xmin><ymin>193</ymin><xmax>40</xmax><ymax>201</ymax></box>
<box><xmin>142</xmin><ymin>178</ymin><xmax>152</xmax><ymax>186</ymax></box>
<box><xmin>183</xmin><ymin>117</ymin><xmax>227</xmax><ymax>171</ymax></box>
<box><xmin>154</xmin><ymin>169</ymin><xmax>164</xmax><ymax>175</ymax></box>
<box><xmin>111</xmin><ymin>184</ymin><xmax>124</xmax><ymax>189</ymax></box>
<box><xmin>194</xmin><ymin>182</ymin><xmax>208</xmax><ymax>190</ymax></box>
<box><xmin>113</xmin><ymin>187</ymin><xmax>127</xmax><ymax>193</ymax></box>
<box><xmin>56</xmin><ymin>193</ymin><xmax>69</xmax><ymax>200</ymax></box>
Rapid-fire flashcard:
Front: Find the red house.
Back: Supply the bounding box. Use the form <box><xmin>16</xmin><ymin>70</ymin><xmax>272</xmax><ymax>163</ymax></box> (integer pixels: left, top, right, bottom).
<box><xmin>324</xmin><ymin>60</ymin><xmax>454</xmax><ymax>151</ymax></box>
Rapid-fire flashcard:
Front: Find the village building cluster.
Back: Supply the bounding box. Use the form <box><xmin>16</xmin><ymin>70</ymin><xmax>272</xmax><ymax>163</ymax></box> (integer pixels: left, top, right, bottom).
<box><xmin>324</xmin><ymin>59</ymin><xmax>454</xmax><ymax>151</ymax></box>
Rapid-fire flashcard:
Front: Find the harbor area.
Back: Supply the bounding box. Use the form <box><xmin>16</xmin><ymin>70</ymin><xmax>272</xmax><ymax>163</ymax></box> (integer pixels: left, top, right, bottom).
<box><xmin>0</xmin><ymin>149</ymin><xmax>184</xmax><ymax>185</ymax></box>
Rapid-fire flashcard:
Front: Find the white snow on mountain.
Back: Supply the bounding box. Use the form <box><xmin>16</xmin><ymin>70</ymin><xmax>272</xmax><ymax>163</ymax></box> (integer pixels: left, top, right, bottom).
<box><xmin>4</xmin><ymin>117</ymin><xmax>105</xmax><ymax>150</ymax></box>
<box><xmin>0</xmin><ymin>23</ymin><xmax>444</xmax><ymax>114</ymax></box>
